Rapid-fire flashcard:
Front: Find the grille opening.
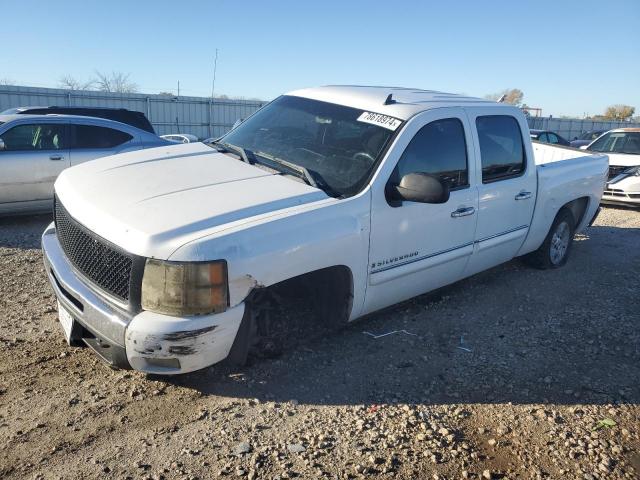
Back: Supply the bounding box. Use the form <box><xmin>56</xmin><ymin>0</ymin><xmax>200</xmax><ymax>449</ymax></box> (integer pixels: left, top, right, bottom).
<box><xmin>54</xmin><ymin>197</ymin><xmax>133</xmax><ymax>302</ymax></box>
<box><xmin>51</xmin><ymin>269</ymin><xmax>84</xmax><ymax>312</ymax></box>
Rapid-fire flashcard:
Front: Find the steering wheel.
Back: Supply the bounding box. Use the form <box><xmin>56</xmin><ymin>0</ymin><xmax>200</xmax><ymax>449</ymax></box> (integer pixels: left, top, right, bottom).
<box><xmin>352</xmin><ymin>151</ymin><xmax>375</xmax><ymax>164</ymax></box>
<box><xmin>340</xmin><ymin>151</ymin><xmax>375</xmax><ymax>182</ymax></box>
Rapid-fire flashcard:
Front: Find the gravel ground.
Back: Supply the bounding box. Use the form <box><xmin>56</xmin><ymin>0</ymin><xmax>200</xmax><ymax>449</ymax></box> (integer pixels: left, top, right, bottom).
<box><xmin>0</xmin><ymin>207</ymin><xmax>638</xmax><ymax>480</ymax></box>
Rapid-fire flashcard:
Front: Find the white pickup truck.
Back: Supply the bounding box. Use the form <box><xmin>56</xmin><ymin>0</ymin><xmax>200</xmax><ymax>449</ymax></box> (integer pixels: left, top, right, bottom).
<box><xmin>42</xmin><ymin>86</ymin><xmax>608</xmax><ymax>374</ymax></box>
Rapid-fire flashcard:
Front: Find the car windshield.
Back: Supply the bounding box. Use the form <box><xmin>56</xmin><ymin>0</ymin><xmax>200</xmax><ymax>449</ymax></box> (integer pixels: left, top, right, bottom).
<box><xmin>588</xmin><ymin>131</ymin><xmax>640</xmax><ymax>154</ymax></box>
<box><xmin>217</xmin><ymin>95</ymin><xmax>399</xmax><ymax>197</ymax></box>
<box><xmin>579</xmin><ymin>131</ymin><xmax>603</xmax><ymax>140</ymax></box>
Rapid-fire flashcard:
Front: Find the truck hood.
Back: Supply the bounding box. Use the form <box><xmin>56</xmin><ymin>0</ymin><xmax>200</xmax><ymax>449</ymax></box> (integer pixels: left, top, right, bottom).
<box><xmin>55</xmin><ymin>143</ymin><xmax>329</xmax><ymax>258</ymax></box>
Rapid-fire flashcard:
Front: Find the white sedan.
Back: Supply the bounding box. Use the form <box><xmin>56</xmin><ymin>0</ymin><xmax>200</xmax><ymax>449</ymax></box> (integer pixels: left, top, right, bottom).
<box><xmin>585</xmin><ymin>128</ymin><xmax>640</xmax><ymax>207</ymax></box>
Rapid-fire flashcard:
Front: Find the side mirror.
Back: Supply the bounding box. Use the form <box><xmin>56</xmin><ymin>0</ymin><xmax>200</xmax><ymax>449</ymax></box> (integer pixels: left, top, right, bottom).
<box><xmin>0</xmin><ymin>139</ymin><xmax>5</xmax><ymax>150</ymax></box>
<box><xmin>391</xmin><ymin>172</ymin><xmax>450</xmax><ymax>204</ymax></box>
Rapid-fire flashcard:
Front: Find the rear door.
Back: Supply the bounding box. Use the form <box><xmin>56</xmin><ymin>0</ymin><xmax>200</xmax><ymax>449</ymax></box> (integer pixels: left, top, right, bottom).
<box><xmin>0</xmin><ymin>120</ymin><xmax>70</xmax><ymax>208</ymax></box>
<box><xmin>69</xmin><ymin>122</ymin><xmax>137</xmax><ymax>166</ymax></box>
<box><xmin>463</xmin><ymin>109</ymin><xmax>536</xmax><ymax>276</ymax></box>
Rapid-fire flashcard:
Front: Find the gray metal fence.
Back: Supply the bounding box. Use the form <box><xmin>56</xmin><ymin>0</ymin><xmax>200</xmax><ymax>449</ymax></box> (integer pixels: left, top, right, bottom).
<box><xmin>0</xmin><ymin>85</ymin><xmax>266</xmax><ymax>139</ymax></box>
<box><xmin>526</xmin><ymin>116</ymin><xmax>640</xmax><ymax>142</ymax></box>
<box><xmin>2</xmin><ymin>85</ymin><xmax>637</xmax><ymax>142</ymax></box>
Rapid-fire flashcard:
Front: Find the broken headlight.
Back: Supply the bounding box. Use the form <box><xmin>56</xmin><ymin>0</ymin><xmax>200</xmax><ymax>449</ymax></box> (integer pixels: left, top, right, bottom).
<box><xmin>141</xmin><ymin>259</ymin><xmax>228</xmax><ymax>316</ymax></box>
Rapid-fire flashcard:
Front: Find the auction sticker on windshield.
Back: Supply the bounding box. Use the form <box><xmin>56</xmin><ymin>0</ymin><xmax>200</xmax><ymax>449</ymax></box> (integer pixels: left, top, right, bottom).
<box><xmin>357</xmin><ymin>112</ymin><xmax>402</xmax><ymax>131</ymax></box>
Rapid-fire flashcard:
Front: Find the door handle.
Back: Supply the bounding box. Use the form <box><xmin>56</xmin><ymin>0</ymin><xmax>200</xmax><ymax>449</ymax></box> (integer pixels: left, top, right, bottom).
<box><xmin>49</xmin><ymin>154</ymin><xmax>63</xmax><ymax>161</ymax></box>
<box><xmin>451</xmin><ymin>206</ymin><xmax>475</xmax><ymax>218</ymax></box>
<box><xmin>515</xmin><ymin>191</ymin><xmax>532</xmax><ymax>200</ymax></box>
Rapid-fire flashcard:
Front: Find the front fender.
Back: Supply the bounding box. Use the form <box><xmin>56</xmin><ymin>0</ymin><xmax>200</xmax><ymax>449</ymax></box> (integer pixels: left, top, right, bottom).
<box><xmin>168</xmin><ymin>192</ymin><xmax>372</xmax><ymax>321</ymax></box>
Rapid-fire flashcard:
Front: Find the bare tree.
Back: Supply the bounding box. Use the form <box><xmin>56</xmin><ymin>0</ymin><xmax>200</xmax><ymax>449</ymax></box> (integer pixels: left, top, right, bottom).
<box><xmin>58</xmin><ymin>75</ymin><xmax>96</xmax><ymax>91</ymax></box>
<box><xmin>0</xmin><ymin>78</ymin><xmax>13</xmax><ymax>86</ymax></box>
<box><xmin>485</xmin><ymin>88</ymin><xmax>524</xmax><ymax>106</ymax></box>
<box><xmin>94</xmin><ymin>71</ymin><xmax>138</xmax><ymax>93</ymax></box>
<box><xmin>603</xmin><ymin>104</ymin><xmax>635</xmax><ymax>121</ymax></box>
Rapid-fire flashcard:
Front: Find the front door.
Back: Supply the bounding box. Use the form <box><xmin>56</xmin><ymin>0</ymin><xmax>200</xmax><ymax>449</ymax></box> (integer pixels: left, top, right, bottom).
<box><xmin>463</xmin><ymin>109</ymin><xmax>537</xmax><ymax>276</ymax></box>
<box><xmin>363</xmin><ymin>108</ymin><xmax>478</xmax><ymax>315</ymax></box>
<box><xmin>0</xmin><ymin>121</ymin><xmax>70</xmax><ymax>210</ymax></box>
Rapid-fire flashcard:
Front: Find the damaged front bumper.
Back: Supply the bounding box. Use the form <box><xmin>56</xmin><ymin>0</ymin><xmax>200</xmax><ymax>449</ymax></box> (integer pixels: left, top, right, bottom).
<box><xmin>42</xmin><ymin>223</ymin><xmax>245</xmax><ymax>374</ymax></box>
<box><xmin>602</xmin><ymin>173</ymin><xmax>640</xmax><ymax>207</ymax></box>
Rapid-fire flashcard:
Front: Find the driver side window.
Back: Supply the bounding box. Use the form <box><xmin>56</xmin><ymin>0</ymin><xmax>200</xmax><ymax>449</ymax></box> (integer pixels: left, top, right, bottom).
<box><xmin>393</xmin><ymin>118</ymin><xmax>469</xmax><ymax>190</ymax></box>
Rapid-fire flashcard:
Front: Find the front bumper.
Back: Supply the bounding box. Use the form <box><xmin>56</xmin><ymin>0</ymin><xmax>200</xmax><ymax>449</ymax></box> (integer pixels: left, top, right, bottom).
<box><xmin>601</xmin><ymin>189</ymin><xmax>640</xmax><ymax>206</ymax></box>
<box><xmin>42</xmin><ymin>223</ymin><xmax>245</xmax><ymax>374</ymax></box>
<box><xmin>603</xmin><ymin>173</ymin><xmax>640</xmax><ymax>207</ymax></box>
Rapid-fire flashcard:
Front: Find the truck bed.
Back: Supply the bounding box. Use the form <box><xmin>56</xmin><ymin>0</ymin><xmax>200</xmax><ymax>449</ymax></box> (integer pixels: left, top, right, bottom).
<box><xmin>532</xmin><ymin>141</ymin><xmax>598</xmax><ymax>165</ymax></box>
<box><xmin>517</xmin><ymin>142</ymin><xmax>608</xmax><ymax>256</ymax></box>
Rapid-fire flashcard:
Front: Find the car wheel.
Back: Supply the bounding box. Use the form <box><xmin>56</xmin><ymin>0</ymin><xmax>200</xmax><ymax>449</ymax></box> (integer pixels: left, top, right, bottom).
<box><xmin>524</xmin><ymin>208</ymin><xmax>575</xmax><ymax>269</ymax></box>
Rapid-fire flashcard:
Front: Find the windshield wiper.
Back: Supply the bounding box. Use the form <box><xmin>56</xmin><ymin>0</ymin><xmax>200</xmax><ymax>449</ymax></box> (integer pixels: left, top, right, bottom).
<box><xmin>208</xmin><ymin>140</ymin><xmax>322</xmax><ymax>190</ymax></box>
<box><xmin>254</xmin><ymin>150</ymin><xmax>319</xmax><ymax>188</ymax></box>
<box><xmin>208</xmin><ymin>140</ymin><xmax>254</xmax><ymax>164</ymax></box>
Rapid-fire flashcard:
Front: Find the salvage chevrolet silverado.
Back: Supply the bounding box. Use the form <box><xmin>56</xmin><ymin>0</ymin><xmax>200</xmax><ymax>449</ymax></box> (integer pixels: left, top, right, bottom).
<box><xmin>42</xmin><ymin>86</ymin><xmax>609</xmax><ymax>374</ymax></box>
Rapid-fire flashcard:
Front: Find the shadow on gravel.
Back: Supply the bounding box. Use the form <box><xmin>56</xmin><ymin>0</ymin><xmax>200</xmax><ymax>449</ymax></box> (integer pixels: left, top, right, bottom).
<box><xmin>160</xmin><ymin>223</ymin><xmax>640</xmax><ymax>408</ymax></box>
<box><xmin>0</xmin><ymin>214</ymin><xmax>51</xmax><ymax>249</ymax></box>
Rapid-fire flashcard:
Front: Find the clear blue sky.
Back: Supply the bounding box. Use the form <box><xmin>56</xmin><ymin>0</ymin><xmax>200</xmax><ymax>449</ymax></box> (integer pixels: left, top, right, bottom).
<box><xmin>2</xmin><ymin>0</ymin><xmax>638</xmax><ymax>117</ymax></box>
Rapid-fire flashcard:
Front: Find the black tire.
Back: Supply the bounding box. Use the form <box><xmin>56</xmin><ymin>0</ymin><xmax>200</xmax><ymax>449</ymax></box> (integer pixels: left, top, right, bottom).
<box><xmin>226</xmin><ymin>270</ymin><xmax>352</xmax><ymax>366</ymax></box>
<box><xmin>523</xmin><ymin>208</ymin><xmax>575</xmax><ymax>269</ymax></box>
<box><xmin>225</xmin><ymin>305</ymin><xmax>253</xmax><ymax>366</ymax></box>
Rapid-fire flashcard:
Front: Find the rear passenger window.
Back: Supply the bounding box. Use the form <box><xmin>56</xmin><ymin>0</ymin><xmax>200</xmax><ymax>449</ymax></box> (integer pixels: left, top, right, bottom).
<box><xmin>393</xmin><ymin>118</ymin><xmax>468</xmax><ymax>190</ymax></box>
<box><xmin>476</xmin><ymin>116</ymin><xmax>525</xmax><ymax>183</ymax></box>
<box><xmin>72</xmin><ymin>125</ymin><xmax>133</xmax><ymax>149</ymax></box>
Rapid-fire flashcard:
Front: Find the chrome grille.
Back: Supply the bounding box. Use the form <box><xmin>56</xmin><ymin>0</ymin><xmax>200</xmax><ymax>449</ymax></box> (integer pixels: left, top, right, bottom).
<box><xmin>54</xmin><ymin>197</ymin><xmax>133</xmax><ymax>301</ymax></box>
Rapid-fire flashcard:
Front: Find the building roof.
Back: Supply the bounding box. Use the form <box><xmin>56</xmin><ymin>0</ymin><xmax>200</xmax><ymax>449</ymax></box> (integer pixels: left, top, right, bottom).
<box><xmin>287</xmin><ymin>85</ymin><xmax>503</xmax><ymax>120</ymax></box>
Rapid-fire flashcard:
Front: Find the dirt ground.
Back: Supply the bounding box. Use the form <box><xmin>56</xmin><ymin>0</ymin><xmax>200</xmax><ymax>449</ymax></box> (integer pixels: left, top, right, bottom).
<box><xmin>0</xmin><ymin>207</ymin><xmax>638</xmax><ymax>480</ymax></box>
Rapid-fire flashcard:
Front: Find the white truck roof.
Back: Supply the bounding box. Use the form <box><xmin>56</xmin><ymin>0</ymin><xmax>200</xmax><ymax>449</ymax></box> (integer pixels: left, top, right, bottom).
<box><xmin>288</xmin><ymin>85</ymin><xmax>502</xmax><ymax>120</ymax></box>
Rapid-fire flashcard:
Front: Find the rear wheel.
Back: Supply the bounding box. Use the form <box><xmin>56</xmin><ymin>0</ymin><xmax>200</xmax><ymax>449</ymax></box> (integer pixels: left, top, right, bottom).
<box><xmin>524</xmin><ymin>208</ymin><xmax>575</xmax><ymax>269</ymax></box>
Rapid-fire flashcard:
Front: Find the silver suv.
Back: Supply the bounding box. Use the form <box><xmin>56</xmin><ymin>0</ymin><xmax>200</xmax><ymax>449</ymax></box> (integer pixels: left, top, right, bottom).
<box><xmin>0</xmin><ymin>114</ymin><xmax>170</xmax><ymax>215</ymax></box>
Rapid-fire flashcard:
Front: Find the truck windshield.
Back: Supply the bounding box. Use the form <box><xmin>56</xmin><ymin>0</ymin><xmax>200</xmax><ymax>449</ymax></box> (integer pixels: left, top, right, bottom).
<box><xmin>589</xmin><ymin>131</ymin><xmax>640</xmax><ymax>155</ymax></box>
<box><xmin>218</xmin><ymin>96</ymin><xmax>398</xmax><ymax>197</ymax></box>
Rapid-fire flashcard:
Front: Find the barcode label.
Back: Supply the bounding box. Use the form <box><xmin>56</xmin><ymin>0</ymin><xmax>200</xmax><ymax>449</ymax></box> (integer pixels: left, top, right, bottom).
<box><xmin>357</xmin><ymin>112</ymin><xmax>403</xmax><ymax>131</ymax></box>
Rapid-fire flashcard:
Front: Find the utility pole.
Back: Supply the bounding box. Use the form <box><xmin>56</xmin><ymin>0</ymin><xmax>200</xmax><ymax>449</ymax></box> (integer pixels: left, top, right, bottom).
<box><xmin>209</xmin><ymin>48</ymin><xmax>218</xmax><ymax>137</ymax></box>
<box><xmin>211</xmin><ymin>48</ymin><xmax>218</xmax><ymax>100</ymax></box>
<box><xmin>177</xmin><ymin>80</ymin><xmax>180</xmax><ymax>97</ymax></box>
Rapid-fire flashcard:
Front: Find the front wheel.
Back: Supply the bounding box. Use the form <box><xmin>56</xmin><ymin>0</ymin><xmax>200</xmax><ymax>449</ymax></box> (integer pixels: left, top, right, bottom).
<box><xmin>524</xmin><ymin>209</ymin><xmax>575</xmax><ymax>269</ymax></box>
